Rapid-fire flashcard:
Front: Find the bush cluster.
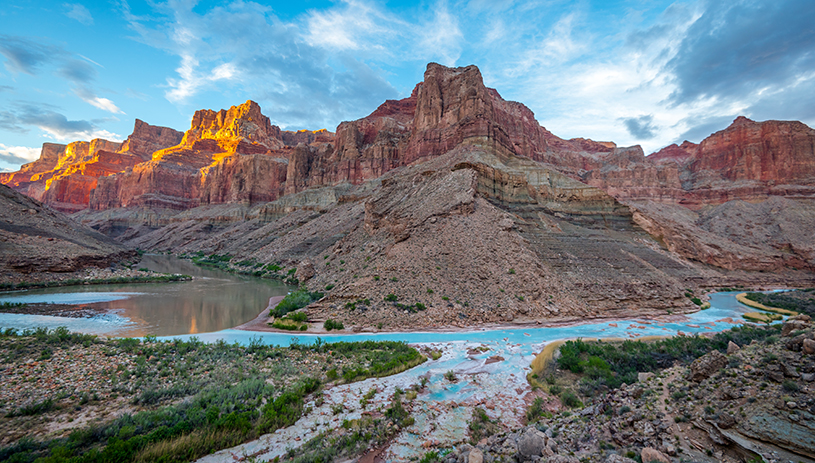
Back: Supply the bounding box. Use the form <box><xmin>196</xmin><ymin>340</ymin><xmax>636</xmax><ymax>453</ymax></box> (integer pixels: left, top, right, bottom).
<box><xmin>558</xmin><ymin>324</ymin><xmax>781</xmax><ymax>394</ymax></box>
<box><xmin>0</xmin><ymin>332</ymin><xmax>425</xmax><ymax>463</ymax></box>
<box><xmin>745</xmin><ymin>291</ymin><xmax>815</xmax><ymax>317</ymax></box>
<box><xmin>274</xmin><ymin>290</ymin><xmax>324</xmax><ymax>317</ymax></box>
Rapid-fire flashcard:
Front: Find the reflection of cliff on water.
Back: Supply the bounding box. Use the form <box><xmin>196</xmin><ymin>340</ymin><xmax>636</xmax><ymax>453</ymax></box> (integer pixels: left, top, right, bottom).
<box><xmin>113</xmin><ymin>254</ymin><xmax>293</xmax><ymax>337</ymax></box>
<box><xmin>0</xmin><ymin>254</ymin><xmax>292</xmax><ymax>337</ymax></box>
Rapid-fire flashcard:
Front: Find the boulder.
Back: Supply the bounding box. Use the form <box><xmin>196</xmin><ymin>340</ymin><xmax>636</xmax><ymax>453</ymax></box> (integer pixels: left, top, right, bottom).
<box><xmin>517</xmin><ymin>427</ymin><xmax>548</xmax><ymax>458</ymax></box>
<box><xmin>688</xmin><ymin>350</ymin><xmax>727</xmax><ymax>382</ymax></box>
<box><xmin>803</xmin><ymin>339</ymin><xmax>815</xmax><ymax>355</ymax></box>
<box><xmin>640</xmin><ymin>447</ymin><xmax>671</xmax><ymax>463</ymax></box>
<box><xmin>727</xmin><ymin>340</ymin><xmax>740</xmax><ymax>354</ymax></box>
<box><xmin>466</xmin><ymin>448</ymin><xmax>483</xmax><ymax>463</ymax></box>
<box><xmin>638</xmin><ymin>372</ymin><xmax>654</xmax><ymax>382</ymax></box>
<box><xmin>783</xmin><ymin>320</ymin><xmax>811</xmax><ymax>337</ymax></box>
<box><xmin>296</xmin><ymin>260</ymin><xmax>316</xmax><ymax>283</ymax></box>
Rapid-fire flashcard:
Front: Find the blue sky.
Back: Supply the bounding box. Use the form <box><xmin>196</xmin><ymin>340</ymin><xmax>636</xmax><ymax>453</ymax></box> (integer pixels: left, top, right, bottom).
<box><xmin>1</xmin><ymin>0</ymin><xmax>814</xmax><ymax>171</ymax></box>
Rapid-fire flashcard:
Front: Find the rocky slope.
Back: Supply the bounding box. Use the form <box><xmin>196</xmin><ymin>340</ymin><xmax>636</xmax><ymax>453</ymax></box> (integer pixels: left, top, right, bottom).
<box><xmin>0</xmin><ymin>184</ymin><xmax>133</xmax><ymax>280</ymax></box>
<box><xmin>440</xmin><ymin>317</ymin><xmax>815</xmax><ymax>463</ymax></box>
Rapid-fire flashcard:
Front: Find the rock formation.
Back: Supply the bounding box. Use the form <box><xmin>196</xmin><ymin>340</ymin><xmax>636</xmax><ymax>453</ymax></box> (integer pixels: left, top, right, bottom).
<box><xmin>0</xmin><ymin>120</ymin><xmax>183</xmax><ymax>212</ymax></box>
<box><xmin>585</xmin><ymin>116</ymin><xmax>815</xmax><ymax>206</ymax></box>
<box><xmin>0</xmin><ymin>184</ymin><xmax>133</xmax><ymax>276</ymax></box>
<box><xmin>3</xmin><ymin>62</ymin><xmax>815</xmax><ymax>297</ymax></box>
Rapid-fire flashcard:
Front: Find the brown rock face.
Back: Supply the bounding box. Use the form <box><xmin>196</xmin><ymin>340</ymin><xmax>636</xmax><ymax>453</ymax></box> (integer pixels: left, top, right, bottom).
<box><xmin>181</xmin><ymin>99</ymin><xmax>284</xmax><ymax>149</ymax></box>
<box><xmin>89</xmin><ymin>101</ymin><xmax>343</xmax><ymax>210</ymax></box>
<box><xmin>0</xmin><ymin>184</ymin><xmax>132</xmax><ymax>276</ymax></box>
<box><xmin>119</xmin><ymin>119</ymin><xmax>184</xmax><ymax>160</ymax></box>
<box><xmin>405</xmin><ymin>64</ymin><xmax>548</xmax><ymax>165</ymax></box>
<box><xmin>43</xmin><ymin>151</ymin><xmax>144</xmax><ymax>213</ymax></box>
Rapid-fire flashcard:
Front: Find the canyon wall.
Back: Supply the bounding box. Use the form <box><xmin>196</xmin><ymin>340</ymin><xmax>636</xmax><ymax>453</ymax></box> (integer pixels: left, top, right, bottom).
<box><xmin>585</xmin><ymin>116</ymin><xmax>815</xmax><ymax>206</ymax></box>
<box><xmin>2</xmin><ymin>63</ymin><xmax>815</xmax><ymax>275</ymax></box>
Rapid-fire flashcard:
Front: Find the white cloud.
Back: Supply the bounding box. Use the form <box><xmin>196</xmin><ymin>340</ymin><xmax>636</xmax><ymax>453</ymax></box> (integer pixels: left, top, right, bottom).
<box><xmin>0</xmin><ymin>143</ymin><xmax>41</xmax><ymax>162</ymax></box>
<box><xmin>85</xmin><ymin>96</ymin><xmax>124</xmax><ymax>114</ymax></box>
<box><xmin>74</xmin><ymin>87</ymin><xmax>124</xmax><ymax>114</ymax></box>
<box><xmin>39</xmin><ymin>127</ymin><xmax>121</xmax><ymax>143</ymax></box>
<box><xmin>64</xmin><ymin>3</ymin><xmax>94</xmax><ymax>25</ymax></box>
<box><xmin>415</xmin><ymin>3</ymin><xmax>463</xmax><ymax>66</ymax></box>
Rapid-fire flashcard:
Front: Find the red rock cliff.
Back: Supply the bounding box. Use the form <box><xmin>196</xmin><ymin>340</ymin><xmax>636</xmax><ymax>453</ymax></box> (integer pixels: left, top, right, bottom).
<box><xmin>585</xmin><ymin>117</ymin><xmax>815</xmax><ymax>206</ymax></box>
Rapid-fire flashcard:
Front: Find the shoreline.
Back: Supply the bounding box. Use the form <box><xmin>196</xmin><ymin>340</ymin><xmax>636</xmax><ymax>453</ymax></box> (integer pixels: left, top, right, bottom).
<box><xmin>231</xmin><ymin>296</ymin><xmax>731</xmax><ymax>337</ymax></box>
<box><xmin>0</xmin><ymin>273</ymin><xmax>192</xmax><ymax>294</ymax></box>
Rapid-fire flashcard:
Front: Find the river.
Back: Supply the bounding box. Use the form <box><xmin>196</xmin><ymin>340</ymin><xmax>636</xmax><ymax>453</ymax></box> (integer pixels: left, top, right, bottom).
<box><xmin>0</xmin><ymin>257</ymin><xmax>775</xmax><ymax>461</ymax></box>
<box><xmin>0</xmin><ymin>254</ymin><xmax>291</xmax><ymax>337</ymax></box>
<box><xmin>0</xmin><ymin>254</ymin><xmax>760</xmax><ymax>344</ymax></box>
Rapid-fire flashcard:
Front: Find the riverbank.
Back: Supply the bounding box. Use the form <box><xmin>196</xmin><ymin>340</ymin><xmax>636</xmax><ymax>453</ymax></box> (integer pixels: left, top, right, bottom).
<box><xmin>234</xmin><ymin>294</ymin><xmax>735</xmax><ymax>337</ymax></box>
<box><xmin>0</xmin><ymin>267</ymin><xmax>191</xmax><ymax>293</ymax></box>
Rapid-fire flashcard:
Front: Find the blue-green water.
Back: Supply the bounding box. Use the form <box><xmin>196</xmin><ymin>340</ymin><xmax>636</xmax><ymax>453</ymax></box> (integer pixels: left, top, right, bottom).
<box><xmin>158</xmin><ymin>292</ymin><xmax>752</xmax><ymax>346</ymax></box>
<box><xmin>0</xmin><ymin>252</ymin><xmax>758</xmax><ymax>345</ymax></box>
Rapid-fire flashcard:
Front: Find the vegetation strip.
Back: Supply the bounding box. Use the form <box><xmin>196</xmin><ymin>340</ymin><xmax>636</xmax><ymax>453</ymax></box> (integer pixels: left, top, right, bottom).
<box><xmin>741</xmin><ymin>289</ymin><xmax>815</xmax><ymax>318</ymax></box>
<box><xmin>552</xmin><ymin>324</ymin><xmax>782</xmax><ymax>397</ymax></box>
<box><xmin>736</xmin><ymin>292</ymin><xmax>798</xmax><ymax>316</ymax></box>
<box><xmin>0</xmin><ymin>274</ymin><xmax>192</xmax><ymax>293</ymax></box>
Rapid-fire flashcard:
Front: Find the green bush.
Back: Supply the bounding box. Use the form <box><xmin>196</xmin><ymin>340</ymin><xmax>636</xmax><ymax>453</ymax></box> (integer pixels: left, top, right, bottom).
<box><xmin>557</xmin><ymin>325</ymin><xmax>780</xmax><ymax>393</ymax></box>
<box><xmin>782</xmin><ymin>380</ymin><xmax>800</xmax><ymax>392</ymax></box>
<box><xmin>384</xmin><ymin>294</ymin><xmax>398</xmax><ymax>302</ymax></box>
<box><xmin>560</xmin><ymin>389</ymin><xmax>582</xmax><ymax>408</ymax></box>
<box><xmin>274</xmin><ymin>290</ymin><xmax>324</xmax><ymax>317</ymax></box>
<box><xmin>324</xmin><ymin>319</ymin><xmax>344</xmax><ymax>331</ymax></box>
<box><xmin>287</xmin><ymin>312</ymin><xmax>307</xmax><ymax>322</ymax></box>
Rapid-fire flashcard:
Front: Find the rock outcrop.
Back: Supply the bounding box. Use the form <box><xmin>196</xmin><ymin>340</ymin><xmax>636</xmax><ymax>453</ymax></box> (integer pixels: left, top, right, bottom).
<box><xmin>88</xmin><ymin>101</ymin><xmax>338</xmax><ymax>210</ymax></box>
<box><xmin>119</xmin><ymin>119</ymin><xmax>185</xmax><ymax>159</ymax></box>
<box><xmin>0</xmin><ymin>184</ymin><xmax>133</xmax><ymax>276</ymax></box>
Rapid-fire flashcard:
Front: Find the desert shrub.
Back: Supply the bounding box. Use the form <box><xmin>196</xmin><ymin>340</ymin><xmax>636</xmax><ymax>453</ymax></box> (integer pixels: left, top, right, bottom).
<box><xmin>274</xmin><ymin>290</ymin><xmax>323</xmax><ymax>317</ymax></box>
<box><xmin>324</xmin><ymin>319</ymin><xmax>344</xmax><ymax>331</ymax></box>
<box><xmin>782</xmin><ymin>380</ymin><xmax>800</xmax><ymax>392</ymax></box>
<box><xmin>560</xmin><ymin>389</ymin><xmax>582</xmax><ymax>408</ymax></box>
<box><xmin>287</xmin><ymin>312</ymin><xmax>307</xmax><ymax>323</ymax></box>
<box><xmin>557</xmin><ymin>325</ymin><xmax>780</xmax><ymax>392</ymax></box>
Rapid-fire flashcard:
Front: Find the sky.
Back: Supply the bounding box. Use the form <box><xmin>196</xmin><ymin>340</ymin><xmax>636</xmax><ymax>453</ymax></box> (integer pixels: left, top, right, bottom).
<box><xmin>1</xmin><ymin>0</ymin><xmax>814</xmax><ymax>171</ymax></box>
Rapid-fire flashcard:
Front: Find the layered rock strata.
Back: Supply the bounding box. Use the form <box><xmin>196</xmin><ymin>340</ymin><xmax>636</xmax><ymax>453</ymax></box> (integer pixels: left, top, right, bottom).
<box><xmin>0</xmin><ymin>184</ymin><xmax>133</xmax><ymax>276</ymax></box>
<box><xmin>585</xmin><ymin>117</ymin><xmax>815</xmax><ymax>206</ymax></box>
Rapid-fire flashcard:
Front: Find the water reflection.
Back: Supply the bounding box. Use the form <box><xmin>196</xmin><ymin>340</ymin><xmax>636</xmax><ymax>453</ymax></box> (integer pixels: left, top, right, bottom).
<box><xmin>0</xmin><ymin>254</ymin><xmax>292</xmax><ymax>337</ymax></box>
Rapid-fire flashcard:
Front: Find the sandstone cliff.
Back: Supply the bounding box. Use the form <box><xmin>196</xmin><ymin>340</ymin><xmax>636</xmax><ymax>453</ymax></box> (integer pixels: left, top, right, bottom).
<box><xmin>0</xmin><ymin>120</ymin><xmax>183</xmax><ymax>212</ymax></box>
<box><xmin>88</xmin><ymin>101</ymin><xmax>336</xmax><ymax>210</ymax></box>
